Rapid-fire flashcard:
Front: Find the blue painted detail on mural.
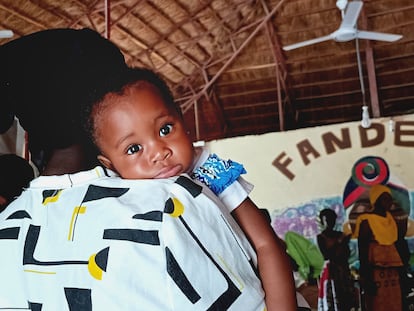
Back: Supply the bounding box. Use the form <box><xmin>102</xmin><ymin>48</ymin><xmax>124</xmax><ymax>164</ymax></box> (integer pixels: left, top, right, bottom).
<box><xmin>411</xmin><ymin>192</ymin><xmax>414</xmax><ymax>219</ymax></box>
<box><xmin>272</xmin><ymin>196</ymin><xmax>345</xmax><ymax>242</ymax></box>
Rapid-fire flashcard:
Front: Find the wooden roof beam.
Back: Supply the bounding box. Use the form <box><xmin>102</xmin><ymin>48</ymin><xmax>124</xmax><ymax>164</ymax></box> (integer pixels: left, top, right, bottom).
<box><xmin>0</xmin><ymin>4</ymin><xmax>47</xmax><ymax>30</ymax></box>
<box><xmin>180</xmin><ymin>0</ymin><xmax>287</xmax><ymax>113</ymax></box>
<box><xmin>136</xmin><ymin>1</ymin><xmax>204</xmax><ymax>70</ymax></box>
<box><xmin>148</xmin><ymin>1</ymin><xmax>211</xmax><ymax>60</ymax></box>
<box><xmin>67</xmin><ymin>0</ymin><xmax>187</xmax><ymax>81</ymax></box>
<box><xmin>360</xmin><ymin>1</ymin><xmax>380</xmax><ymax>118</ymax></box>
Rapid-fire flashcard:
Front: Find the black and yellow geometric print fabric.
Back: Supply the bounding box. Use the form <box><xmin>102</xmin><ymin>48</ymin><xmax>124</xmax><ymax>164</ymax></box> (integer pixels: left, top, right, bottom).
<box><xmin>0</xmin><ymin>169</ymin><xmax>265</xmax><ymax>310</ymax></box>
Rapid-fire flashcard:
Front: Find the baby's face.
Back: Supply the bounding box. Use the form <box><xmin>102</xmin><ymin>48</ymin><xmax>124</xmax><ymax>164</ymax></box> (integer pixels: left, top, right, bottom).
<box><xmin>94</xmin><ymin>86</ymin><xmax>194</xmax><ymax>179</ymax></box>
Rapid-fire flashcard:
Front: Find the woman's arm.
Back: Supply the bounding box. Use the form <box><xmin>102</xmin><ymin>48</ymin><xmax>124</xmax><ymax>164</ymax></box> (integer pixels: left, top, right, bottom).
<box><xmin>232</xmin><ymin>197</ymin><xmax>297</xmax><ymax>311</ymax></box>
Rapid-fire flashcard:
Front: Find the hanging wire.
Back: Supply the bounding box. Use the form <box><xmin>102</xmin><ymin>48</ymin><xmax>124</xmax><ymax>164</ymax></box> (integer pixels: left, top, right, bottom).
<box><xmin>356</xmin><ymin>37</ymin><xmax>371</xmax><ymax>128</ymax></box>
<box><xmin>355</xmin><ymin>38</ymin><xmax>366</xmax><ymax>106</ymax></box>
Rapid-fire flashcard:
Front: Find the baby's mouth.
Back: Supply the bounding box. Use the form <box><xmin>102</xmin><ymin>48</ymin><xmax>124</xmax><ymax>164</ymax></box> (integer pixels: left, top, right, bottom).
<box><xmin>154</xmin><ymin>164</ymin><xmax>183</xmax><ymax>179</ymax></box>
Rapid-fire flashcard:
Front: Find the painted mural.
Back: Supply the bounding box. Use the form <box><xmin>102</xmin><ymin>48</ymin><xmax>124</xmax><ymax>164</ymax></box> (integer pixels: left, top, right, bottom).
<box><xmin>270</xmin><ymin>155</ymin><xmax>414</xmax><ymax>274</ymax></box>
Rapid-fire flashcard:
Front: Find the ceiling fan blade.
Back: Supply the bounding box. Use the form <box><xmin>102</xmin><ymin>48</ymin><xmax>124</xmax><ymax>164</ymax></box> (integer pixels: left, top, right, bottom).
<box><xmin>0</xmin><ymin>30</ymin><xmax>13</xmax><ymax>38</ymax></box>
<box><xmin>340</xmin><ymin>1</ymin><xmax>363</xmax><ymax>29</ymax></box>
<box><xmin>283</xmin><ymin>34</ymin><xmax>333</xmax><ymax>51</ymax></box>
<box><xmin>356</xmin><ymin>30</ymin><xmax>402</xmax><ymax>42</ymax></box>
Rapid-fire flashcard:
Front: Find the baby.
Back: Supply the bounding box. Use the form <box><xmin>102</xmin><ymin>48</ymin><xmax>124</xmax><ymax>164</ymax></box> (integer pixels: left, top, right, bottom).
<box><xmin>84</xmin><ymin>66</ymin><xmax>296</xmax><ymax>310</ymax></box>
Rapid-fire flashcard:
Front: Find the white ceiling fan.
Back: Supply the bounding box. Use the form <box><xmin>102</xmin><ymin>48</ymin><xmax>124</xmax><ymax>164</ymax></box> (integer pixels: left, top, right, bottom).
<box><xmin>283</xmin><ymin>0</ymin><xmax>402</xmax><ymax>51</ymax></box>
<box><xmin>0</xmin><ymin>30</ymin><xmax>14</xmax><ymax>39</ymax></box>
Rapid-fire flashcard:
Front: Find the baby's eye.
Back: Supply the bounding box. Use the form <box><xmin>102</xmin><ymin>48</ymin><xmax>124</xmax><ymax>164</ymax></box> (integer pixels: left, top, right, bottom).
<box><xmin>160</xmin><ymin>124</ymin><xmax>173</xmax><ymax>137</ymax></box>
<box><xmin>127</xmin><ymin>144</ymin><xmax>142</xmax><ymax>155</ymax></box>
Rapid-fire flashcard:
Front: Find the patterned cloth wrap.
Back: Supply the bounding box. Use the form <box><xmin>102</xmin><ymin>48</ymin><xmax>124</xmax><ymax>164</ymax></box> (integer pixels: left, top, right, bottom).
<box><xmin>191</xmin><ymin>153</ymin><xmax>246</xmax><ymax>196</ymax></box>
<box><xmin>0</xmin><ymin>167</ymin><xmax>265</xmax><ymax>310</ymax></box>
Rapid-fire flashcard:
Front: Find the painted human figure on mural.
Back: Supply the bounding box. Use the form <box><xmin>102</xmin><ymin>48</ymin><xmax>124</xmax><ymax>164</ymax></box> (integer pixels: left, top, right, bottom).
<box><xmin>353</xmin><ymin>184</ymin><xmax>409</xmax><ymax>311</ymax></box>
<box><xmin>317</xmin><ymin>208</ymin><xmax>356</xmax><ymax>311</ymax></box>
<box><xmin>342</xmin><ymin>156</ymin><xmax>412</xmax><ymax>237</ymax></box>
<box><xmin>340</xmin><ymin>156</ymin><xmax>414</xmax><ymax>310</ymax></box>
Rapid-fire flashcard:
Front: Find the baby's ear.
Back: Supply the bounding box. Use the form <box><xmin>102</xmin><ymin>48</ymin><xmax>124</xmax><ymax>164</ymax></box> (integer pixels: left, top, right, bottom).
<box><xmin>97</xmin><ymin>154</ymin><xmax>113</xmax><ymax>170</ymax></box>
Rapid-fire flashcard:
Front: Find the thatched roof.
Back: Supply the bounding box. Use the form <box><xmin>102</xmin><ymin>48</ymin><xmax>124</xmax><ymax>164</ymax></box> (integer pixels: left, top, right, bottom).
<box><xmin>1</xmin><ymin>0</ymin><xmax>413</xmax><ymax>142</ymax></box>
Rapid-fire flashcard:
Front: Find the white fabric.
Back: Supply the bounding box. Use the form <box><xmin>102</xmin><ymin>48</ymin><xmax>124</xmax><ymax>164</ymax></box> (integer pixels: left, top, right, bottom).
<box><xmin>296</xmin><ymin>292</ymin><xmax>311</xmax><ymax>309</ymax></box>
<box><xmin>0</xmin><ymin>168</ymin><xmax>265</xmax><ymax>310</ymax></box>
<box><xmin>190</xmin><ymin>146</ymin><xmax>253</xmax><ymax>212</ymax></box>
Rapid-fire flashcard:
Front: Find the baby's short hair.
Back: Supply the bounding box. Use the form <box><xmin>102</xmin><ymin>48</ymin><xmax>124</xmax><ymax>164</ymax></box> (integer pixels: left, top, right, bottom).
<box><xmin>83</xmin><ymin>67</ymin><xmax>180</xmax><ymax>145</ymax></box>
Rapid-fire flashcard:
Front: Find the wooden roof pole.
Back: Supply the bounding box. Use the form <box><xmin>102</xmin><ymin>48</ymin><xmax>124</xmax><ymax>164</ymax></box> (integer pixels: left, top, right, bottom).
<box><xmin>104</xmin><ymin>0</ymin><xmax>110</xmax><ymax>39</ymax></box>
<box><xmin>261</xmin><ymin>0</ymin><xmax>289</xmax><ymax>131</ymax></box>
<box><xmin>264</xmin><ymin>21</ymin><xmax>284</xmax><ymax>131</ymax></box>
<box><xmin>360</xmin><ymin>3</ymin><xmax>380</xmax><ymax>118</ymax></box>
<box><xmin>365</xmin><ymin>42</ymin><xmax>380</xmax><ymax>118</ymax></box>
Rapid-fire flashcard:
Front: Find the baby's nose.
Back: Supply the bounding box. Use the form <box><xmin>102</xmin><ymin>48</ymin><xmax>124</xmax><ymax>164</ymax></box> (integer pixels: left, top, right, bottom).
<box><xmin>152</xmin><ymin>146</ymin><xmax>171</xmax><ymax>162</ymax></box>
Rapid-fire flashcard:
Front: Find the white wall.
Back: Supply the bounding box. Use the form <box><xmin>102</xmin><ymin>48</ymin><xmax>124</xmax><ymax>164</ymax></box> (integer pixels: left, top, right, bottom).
<box><xmin>207</xmin><ymin>114</ymin><xmax>414</xmax><ymax>212</ymax></box>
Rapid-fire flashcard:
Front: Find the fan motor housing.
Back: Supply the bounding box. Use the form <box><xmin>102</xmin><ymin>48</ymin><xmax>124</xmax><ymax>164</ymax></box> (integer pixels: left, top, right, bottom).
<box><xmin>334</xmin><ymin>29</ymin><xmax>357</xmax><ymax>42</ymax></box>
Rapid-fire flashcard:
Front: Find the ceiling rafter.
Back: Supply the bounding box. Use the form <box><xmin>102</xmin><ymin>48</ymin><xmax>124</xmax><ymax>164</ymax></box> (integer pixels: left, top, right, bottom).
<box><xmin>105</xmin><ymin>0</ymin><xmax>145</xmax><ymax>27</ymax></box>
<box><xmin>171</xmin><ymin>2</ymin><xmax>265</xmax><ymax>96</ymax></box>
<box><xmin>130</xmin><ymin>1</ymin><xmax>203</xmax><ymax>70</ymax></box>
<box><xmin>133</xmin><ymin>1</ymin><xmax>211</xmax><ymax>65</ymax></box>
<box><xmin>0</xmin><ymin>3</ymin><xmax>47</xmax><ymax>30</ymax></box>
<box><xmin>37</xmin><ymin>0</ymin><xmax>176</xmax><ymax>78</ymax></box>
<box><xmin>68</xmin><ymin>0</ymin><xmax>102</xmax><ymax>28</ymax></box>
<box><xmin>296</xmin><ymin>88</ymin><xmax>364</xmax><ymax>101</ymax></box>
<box><xmin>299</xmin><ymin>102</ymin><xmax>362</xmax><ymax>113</ymax></box>
<box><xmin>70</xmin><ymin>0</ymin><xmax>190</xmax><ymax>82</ymax></box>
<box><xmin>180</xmin><ymin>0</ymin><xmax>287</xmax><ymax>113</ymax></box>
